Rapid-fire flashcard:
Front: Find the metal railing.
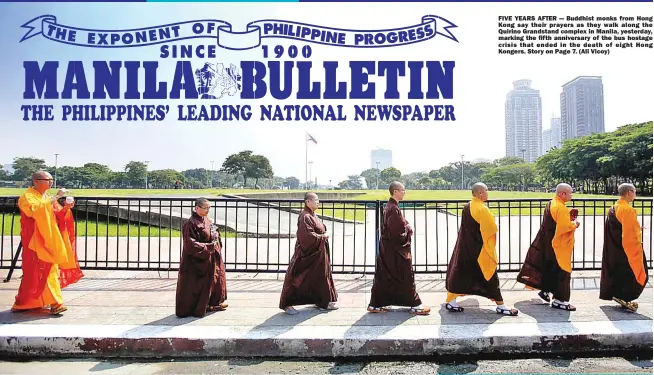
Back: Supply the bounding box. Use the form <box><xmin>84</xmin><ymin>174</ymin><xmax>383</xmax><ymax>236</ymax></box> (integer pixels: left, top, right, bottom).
<box><xmin>1</xmin><ymin>196</ymin><xmax>652</xmax><ymax>275</ymax></box>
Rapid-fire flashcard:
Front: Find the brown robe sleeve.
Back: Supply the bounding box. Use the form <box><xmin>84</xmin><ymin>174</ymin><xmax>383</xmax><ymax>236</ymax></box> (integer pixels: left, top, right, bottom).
<box><xmin>386</xmin><ymin>206</ymin><xmax>410</xmax><ymax>249</ymax></box>
<box><xmin>183</xmin><ymin>221</ymin><xmax>213</xmax><ymax>260</ymax></box>
<box><xmin>297</xmin><ymin>213</ymin><xmax>325</xmax><ymax>251</ymax></box>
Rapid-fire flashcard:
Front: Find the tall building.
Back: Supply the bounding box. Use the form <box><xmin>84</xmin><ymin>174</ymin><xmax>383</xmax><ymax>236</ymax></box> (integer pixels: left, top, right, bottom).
<box><xmin>370</xmin><ymin>149</ymin><xmax>392</xmax><ymax>170</ymax></box>
<box><xmin>560</xmin><ymin>76</ymin><xmax>605</xmax><ymax>141</ymax></box>
<box><xmin>542</xmin><ymin>128</ymin><xmax>552</xmax><ymax>154</ymax></box>
<box><xmin>505</xmin><ymin>79</ymin><xmax>542</xmax><ymax>163</ymax></box>
<box><xmin>542</xmin><ymin>117</ymin><xmax>562</xmax><ymax>154</ymax></box>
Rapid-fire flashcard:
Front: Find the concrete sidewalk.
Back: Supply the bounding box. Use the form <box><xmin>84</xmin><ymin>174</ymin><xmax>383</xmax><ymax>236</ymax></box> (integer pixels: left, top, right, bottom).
<box><xmin>0</xmin><ymin>270</ymin><xmax>651</xmax><ymax>358</ymax></box>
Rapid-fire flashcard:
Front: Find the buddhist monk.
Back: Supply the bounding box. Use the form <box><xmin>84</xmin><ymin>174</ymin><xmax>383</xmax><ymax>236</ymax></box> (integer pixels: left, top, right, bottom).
<box><xmin>600</xmin><ymin>183</ymin><xmax>649</xmax><ymax>312</ymax></box>
<box><xmin>53</xmin><ymin>196</ymin><xmax>84</xmax><ymax>288</ymax></box>
<box><xmin>445</xmin><ymin>183</ymin><xmax>519</xmax><ymax>316</ymax></box>
<box><xmin>367</xmin><ymin>182</ymin><xmax>430</xmax><ymax>315</ymax></box>
<box><xmin>11</xmin><ymin>171</ymin><xmax>71</xmax><ymax>315</ymax></box>
<box><xmin>517</xmin><ymin>183</ymin><xmax>580</xmax><ymax>311</ymax></box>
<box><xmin>175</xmin><ymin>198</ymin><xmax>227</xmax><ymax>318</ymax></box>
<box><xmin>280</xmin><ymin>192</ymin><xmax>338</xmax><ymax>315</ymax></box>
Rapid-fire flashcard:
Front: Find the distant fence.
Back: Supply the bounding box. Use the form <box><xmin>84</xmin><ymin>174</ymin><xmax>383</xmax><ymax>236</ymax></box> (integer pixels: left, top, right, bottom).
<box><xmin>0</xmin><ymin>196</ymin><xmax>652</xmax><ymax>274</ymax></box>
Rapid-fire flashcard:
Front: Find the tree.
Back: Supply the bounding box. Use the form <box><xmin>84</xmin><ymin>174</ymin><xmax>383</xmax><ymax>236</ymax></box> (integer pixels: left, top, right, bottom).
<box><xmin>124</xmin><ymin>161</ymin><xmax>148</xmax><ymax>188</ymax></box>
<box><xmin>246</xmin><ymin>154</ymin><xmax>273</xmax><ymax>187</ymax></box>
<box><xmin>360</xmin><ymin>168</ymin><xmax>381</xmax><ymax>189</ymax></box>
<box><xmin>149</xmin><ymin>169</ymin><xmax>185</xmax><ymax>189</ymax></box>
<box><xmin>380</xmin><ymin>167</ymin><xmax>401</xmax><ymax>185</ymax></box>
<box><xmin>221</xmin><ymin>150</ymin><xmax>253</xmax><ymax>185</ymax></box>
<box><xmin>12</xmin><ymin>157</ymin><xmax>46</xmax><ymax>181</ymax></box>
<box><xmin>284</xmin><ymin>177</ymin><xmax>300</xmax><ymax>190</ymax></box>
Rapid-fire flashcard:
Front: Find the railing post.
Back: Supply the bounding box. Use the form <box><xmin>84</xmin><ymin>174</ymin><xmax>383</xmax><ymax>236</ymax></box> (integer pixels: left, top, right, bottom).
<box><xmin>3</xmin><ymin>241</ymin><xmax>22</xmax><ymax>283</ymax></box>
<box><xmin>375</xmin><ymin>200</ymin><xmax>382</xmax><ymax>257</ymax></box>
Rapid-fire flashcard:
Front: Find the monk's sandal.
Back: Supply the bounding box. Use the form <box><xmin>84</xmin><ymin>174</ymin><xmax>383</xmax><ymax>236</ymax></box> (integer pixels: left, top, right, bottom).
<box><xmin>496</xmin><ymin>306</ymin><xmax>518</xmax><ymax>316</ymax></box>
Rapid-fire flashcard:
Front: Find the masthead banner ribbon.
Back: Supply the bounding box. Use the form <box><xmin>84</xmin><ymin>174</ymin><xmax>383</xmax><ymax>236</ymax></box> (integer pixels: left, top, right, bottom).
<box><xmin>20</xmin><ymin>14</ymin><xmax>458</xmax><ymax>50</ymax></box>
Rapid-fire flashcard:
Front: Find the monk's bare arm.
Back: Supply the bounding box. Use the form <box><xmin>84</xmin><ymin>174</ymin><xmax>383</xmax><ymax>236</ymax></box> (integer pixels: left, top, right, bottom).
<box><xmin>182</xmin><ymin>224</ymin><xmax>211</xmax><ymax>260</ymax></box>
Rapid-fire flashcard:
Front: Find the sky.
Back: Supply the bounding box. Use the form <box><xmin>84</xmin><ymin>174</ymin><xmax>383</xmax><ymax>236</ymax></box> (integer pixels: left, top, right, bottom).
<box><xmin>0</xmin><ymin>3</ymin><xmax>651</xmax><ymax>185</ymax></box>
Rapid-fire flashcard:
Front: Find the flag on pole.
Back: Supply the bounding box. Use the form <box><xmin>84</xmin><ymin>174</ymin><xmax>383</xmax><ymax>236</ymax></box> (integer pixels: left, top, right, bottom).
<box><xmin>307</xmin><ymin>133</ymin><xmax>318</xmax><ymax>144</ymax></box>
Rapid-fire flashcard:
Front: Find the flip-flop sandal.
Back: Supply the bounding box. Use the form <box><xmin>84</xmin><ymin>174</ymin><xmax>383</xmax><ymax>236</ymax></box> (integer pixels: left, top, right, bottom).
<box><xmin>367</xmin><ymin>306</ymin><xmax>388</xmax><ymax>314</ymax></box>
<box><xmin>409</xmin><ymin>307</ymin><xmax>431</xmax><ymax>315</ymax></box>
<box><xmin>496</xmin><ymin>306</ymin><xmax>519</xmax><ymax>316</ymax></box>
<box><xmin>445</xmin><ymin>303</ymin><xmax>464</xmax><ymax>312</ymax></box>
<box><xmin>613</xmin><ymin>298</ymin><xmax>638</xmax><ymax>312</ymax></box>
<box><xmin>50</xmin><ymin>304</ymin><xmax>67</xmax><ymax>315</ymax></box>
<box><xmin>551</xmin><ymin>301</ymin><xmax>576</xmax><ymax>311</ymax></box>
<box><xmin>207</xmin><ymin>303</ymin><xmax>228</xmax><ymax>312</ymax></box>
<box><xmin>538</xmin><ymin>291</ymin><xmax>551</xmax><ymax>303</ymax></box>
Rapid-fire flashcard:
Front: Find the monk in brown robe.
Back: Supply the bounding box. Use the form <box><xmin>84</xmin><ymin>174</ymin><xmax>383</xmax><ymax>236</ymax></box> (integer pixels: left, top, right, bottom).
<box><xmin>445</xmin><ymin>183</ymin><xmax>518</xmax><ymax>316</ymax></box>
<box><xmin>280</xmin><ymin>192</ymin><xmax>338</xmax><ymax>315</ymax></box>
<box><xmin>175</xmin><ymin>198</ymin><xmax>227</xmax><ymax>318</ymax></box>
<box><xmin>600</xmin><ymin>183</ymin><xmax>649</xmax><ymax>312</ymax></box>
<box><xmin>517</xmin><ymin>183</ymin><xmax>580</xmax><ymax>311</ymax></box>
<box><xmin>367</xmin><ymin>182</ymin><xmax>430</xmax><ymax>315</ymax></box>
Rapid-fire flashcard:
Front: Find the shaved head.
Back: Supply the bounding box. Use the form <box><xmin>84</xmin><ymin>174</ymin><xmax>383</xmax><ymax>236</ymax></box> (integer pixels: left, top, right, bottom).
<box><xmin>555</xmin><ymin>183</ymin><xmax>573</xmax><ymax>202</ymax></box>
<box><xmin>556</xmin><ymin>183</ymin><xmax>572</xmax><ymax>194</ymax></box>
<box><xmin>195</xmin><ymin>197</ymin><xmax>210</xmax><ymax>208</ymax></box>
<box><xmin>472</xmin><ymin>182</ymin><xmax>488</xmax><ymax>196</ymax></box>
<box><xmin>388</xmin><ymin>181</ymin><xmax>406</xmax><ymax>202</ymax></box>
<box><xmin>32</xmin><ymin>170</ymin><xmax>51</xmax><ymax>181</ymax></box>
<box><xmin>618</xmin><ymin>183</ymin><xmax>636</xmax><ymax>197</ymax></box>
<box><xmin>304</xmin><ymin>192</ymin><xmax>318</xmax><ymax>201</ymax></box>
<box><xmin>389</xmin><ymin>181</ymin><xmax>404</xmax><ymax>195</ymax></box>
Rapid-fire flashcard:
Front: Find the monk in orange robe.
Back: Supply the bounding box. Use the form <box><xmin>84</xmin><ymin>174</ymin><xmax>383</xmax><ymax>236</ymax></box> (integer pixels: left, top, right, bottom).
<box><xmin>53</xmin><ymin>197</ymin><xmax>84</xmax><ymax>288</ymax></box>
<box><xmin>445</xmin><ymin>183</ymin><xmax>518</xmax><ymax>316</ymax></box>
<box><xmin>11</xmin><ymin>171</ymin><xmax>72</xmax><ymax>314</ymax></box>
<box><xmin>600</xmin><ymin>183</ymin><xmax>649</xmax><ymax>312</ymax></box>
<box><xmin>517</xmin><ymin>183</ymin><xmax>580</xmax><ymax>311</ymax></box>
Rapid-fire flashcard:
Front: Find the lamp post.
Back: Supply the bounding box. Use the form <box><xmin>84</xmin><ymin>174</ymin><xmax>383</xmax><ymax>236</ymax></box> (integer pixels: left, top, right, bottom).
<box><xmin>375</xmin><ymin>161</ymin><xmax>380</xmax><ymax>189</ymax></box>
<box><xmin>144</xmin><ymin>160</ymin><xmax>150</xmax><ymax>189</ymax></box>
<box><xmin>210</xmin><ymin>160</ymin><xmax>214</xmax><ymax>188</ymax></box>
<box><xmin>308</xmin><ymin>161</ymin><xmax>313</xmax><ymax>189</ymax></box>
<box><xmin>460</xmin><ymin>154</ymin><xmax>464</xmax><ymax>190</ymax></box>
<box><xmin>54</xmin><ymin>153</ymin><xmax>59</xmax><ymax>188</ymax></box>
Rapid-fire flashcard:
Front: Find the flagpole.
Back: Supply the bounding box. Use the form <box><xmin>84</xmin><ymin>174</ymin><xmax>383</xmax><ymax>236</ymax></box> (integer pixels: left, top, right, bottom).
<box><xmin>305</xmin><ymin>132</ymin><xmax>308</xmax><ymax>190</ymax></box>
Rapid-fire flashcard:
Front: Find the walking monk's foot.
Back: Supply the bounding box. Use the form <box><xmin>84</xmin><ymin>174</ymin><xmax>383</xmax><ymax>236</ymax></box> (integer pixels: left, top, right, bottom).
<box><xmin>325</xmin><ymin>302</ymin><xmax>339</xmax><ymax>310</ymax></box>
<box><xmin>285</xmin><ymin>306</ymin><xmax>299</xmax><ymax>315</ymax></box>
<box><xmin>495</xmin><ymin>305</ymin><xmax>519</xmax><ymax>316</ymax></box>
<box><xmin>613</xmin><ymin>297</ymin><xmax>637</xmax><ymax>312</ymax></box>
<box><xmin>49</xmin><ymin>304</ymin><xmax>67</xmax><ymax>315</ymax></box>
<box><xmin>367</xmin><ymin>306</ymin><xmax>388</xmax><ymax>314</ymax></box>
<box><xmin>409</xmin><ymin>306</ymin><xmax>431</xmax><ymax>315</ymax></box>
<box><xmin>207</xmin><ymin>303</ymin><xmax>228</xmax><ymax>312</ymax></box>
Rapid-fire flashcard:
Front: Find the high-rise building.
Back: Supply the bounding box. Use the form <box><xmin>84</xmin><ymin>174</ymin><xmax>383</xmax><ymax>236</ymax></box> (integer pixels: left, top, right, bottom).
<box><xmin>542</xmin><ymin>128</ymin><xmax>552</xmax><ymax>154</ymax></box>
<box><xmin>505</xmin><ymin>79</ymin><xmax>542</xmax><ymax>163</ymax></box>
<box><xmin>370</xmin><ymin>149</ymin><xmax>392</xmax><ymax>170</ymax></box>
<box><xmin>560</xmin><ymin>76</ymin><xmax>605</xmax><ymax>141</ymax></box>
<box><xmin>542</xmin><ymin>117</ymin><xmax>562</xmax><ymax>154</ymax></box>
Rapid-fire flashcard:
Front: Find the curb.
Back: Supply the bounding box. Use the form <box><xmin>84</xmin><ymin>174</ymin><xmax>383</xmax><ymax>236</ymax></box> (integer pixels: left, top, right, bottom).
<box><xmin>1</xmin><ymin>320</ymin><xmax>651</xmax><ymax>359</ymax></box>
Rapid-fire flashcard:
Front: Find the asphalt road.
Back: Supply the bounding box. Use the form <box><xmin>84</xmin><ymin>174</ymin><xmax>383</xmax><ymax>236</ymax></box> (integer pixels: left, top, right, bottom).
<box><xmin>0</xmin><ymin>356</ymin><xmax>651</xmax><ymax>374</ymax></box>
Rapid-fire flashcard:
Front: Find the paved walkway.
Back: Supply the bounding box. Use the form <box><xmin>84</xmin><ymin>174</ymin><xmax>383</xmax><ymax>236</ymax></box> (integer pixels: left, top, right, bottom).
<box><xmin>0</xmin><ymin>270</ymin><xmax>651</xmax><ymax>358</ymax></box>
